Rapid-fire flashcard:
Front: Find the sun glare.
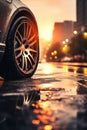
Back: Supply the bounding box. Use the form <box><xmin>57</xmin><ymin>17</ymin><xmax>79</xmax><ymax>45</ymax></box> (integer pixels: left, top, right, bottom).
<box><xmin>40</xmin><ymin>25</ymin><xmax>53</xmax><ymax>41</ymax></box>
<box><xmin>42</xmin><ymin>31</ymin><xmax>52</xmax><ymax>41</ymax></box>
<box><xmin>41</xmin><ymin>30</ymin><xmax>52</xmax><ymax>41</ymax></box>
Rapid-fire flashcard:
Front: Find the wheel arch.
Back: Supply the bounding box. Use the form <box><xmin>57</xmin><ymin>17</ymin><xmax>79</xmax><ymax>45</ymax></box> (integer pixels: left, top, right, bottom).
<box><xmin>6</xmin><ymin>9</ymin><xmax>39</xmax><ymax>44</ymax></box>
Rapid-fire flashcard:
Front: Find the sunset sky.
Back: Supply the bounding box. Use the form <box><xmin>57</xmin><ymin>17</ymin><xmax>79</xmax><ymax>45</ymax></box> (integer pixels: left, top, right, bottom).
<box><xmin>21</xmin><ymin>0</ymin><xmax>76</xmax><ymax>40</ymax></box>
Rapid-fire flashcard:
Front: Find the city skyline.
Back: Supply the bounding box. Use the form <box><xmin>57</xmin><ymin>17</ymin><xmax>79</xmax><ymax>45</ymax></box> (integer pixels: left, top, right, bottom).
<box><xmin>21</xmin><ymin>0</ymin><xmax>76</xmax><ymax>40</ymax></box>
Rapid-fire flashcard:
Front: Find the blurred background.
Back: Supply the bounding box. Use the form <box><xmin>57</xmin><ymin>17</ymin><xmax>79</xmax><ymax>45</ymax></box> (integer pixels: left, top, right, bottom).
<box><xmin>21</xmin><ymin>0</ymin><xmax>87</xmax><ymax>63</ymax></box>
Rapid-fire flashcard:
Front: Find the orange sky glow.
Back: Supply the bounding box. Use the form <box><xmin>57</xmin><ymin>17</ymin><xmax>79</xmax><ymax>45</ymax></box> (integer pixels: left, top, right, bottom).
<box><xmin>21</xmin><ymin>0</ymin><xmax>76</xmax><ymax>41</ymax></box>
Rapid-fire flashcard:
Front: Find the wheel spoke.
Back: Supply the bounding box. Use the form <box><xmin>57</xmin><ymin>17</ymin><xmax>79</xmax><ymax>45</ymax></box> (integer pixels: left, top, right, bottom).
<box><xmin>25</xmin><ymin>56</ymin><xmax>28</xmax><ymax>71</ymax></box>
<box><xmin>16</xmin><ymin>51</ymin><xmax>22</xmax><ymax>59</ymax></box>
<box><xmin>27</xmin><ymin>51</ymin><xmax>35</xmax><ymax>63</ymax></box>
<box><xmin>17</xmin><ymin>31</ymin><xmax>23</xmax><ymax>41</ymax></box>
<box><xmin>28</xmin><ymin>34</ymin><xmax>36</xmax><ymax>43</ymax></box>
<box><xmin>15</xmin><ymin>36</ymin><xmax>22</xmax><ymax>45</ymax></box>
<box><xmin>22</xmin><ymin>54</ymin><xmax>25</xmax><ymax>70</ymax></box>
<box><xmin>28</xmin><ymin>26</ymin><xmax>32</xmax><ymax>39</ymax></box>
<box><xmin>29</xmin><ymin>39</ymin><xmax>37</xmax><ymax>47</ymax></box>
<box><xmin>27</xmin><ymin>55</ymin><xmax>33</xmax><ymax>67</ymax></box>
<box><xmin>15</xmin><ymin>46</ymin><xmax>22</xmax><ymax>52</ymax></box>
<box><xmin>29</xmin><ymin>48</ymin><xmax>37</xmax><ymax>53</ymax></box>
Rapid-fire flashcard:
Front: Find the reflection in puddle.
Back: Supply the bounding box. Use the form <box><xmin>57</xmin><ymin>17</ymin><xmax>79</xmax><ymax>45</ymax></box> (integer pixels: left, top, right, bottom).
<box><xmin>0</xmin><ymin>90</ymin><xmax>40</xmax><ymax>130</ymax></box>
<box><xmin>33</xmin><ymin>100</ymin><xmax>56</xmax><ymax>129</ymax></box>
<box><xmin>0</xmin><ymin>79</ymin><xmax>40</xmax><ymax>130</ymax></box>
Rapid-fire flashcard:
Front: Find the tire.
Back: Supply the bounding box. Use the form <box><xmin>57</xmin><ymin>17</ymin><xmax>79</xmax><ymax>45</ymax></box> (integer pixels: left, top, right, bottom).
<box><xmin>2</xmin><ymin>16</ymin><xmax>39</xmax><ymax>79</ymax></box>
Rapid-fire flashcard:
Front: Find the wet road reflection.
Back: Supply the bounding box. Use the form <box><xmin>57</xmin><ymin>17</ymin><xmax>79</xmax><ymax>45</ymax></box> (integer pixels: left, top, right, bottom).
<box><xmin>0</xmin><ymin>79</ymin><xmax>40</xmax><ymax>130</ymax></box>
<box><xmin>0</xmin><ymin>62</ymin><xmax>87</xmax><ymax>130</ymax></box>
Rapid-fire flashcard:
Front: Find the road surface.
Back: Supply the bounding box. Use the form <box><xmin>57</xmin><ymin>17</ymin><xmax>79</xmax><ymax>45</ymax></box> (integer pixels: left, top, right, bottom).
<box><xmin>0</xmin><ymin>62</ymin><xmax>87</xmax><ymax>130</ymax></box>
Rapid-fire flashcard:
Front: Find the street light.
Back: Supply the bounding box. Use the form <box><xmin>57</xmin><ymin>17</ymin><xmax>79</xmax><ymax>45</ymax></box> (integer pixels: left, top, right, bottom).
<box><xmin>62</xmin><ymin>41</ymin><xmax>66</xmax><ymax>44</ymax></box>
<box><xmin>65</xmin><ymin>38</ymin><xmax>69</xmax><ymax>43</ymax></box>
<box><xmin>83</xmin><ymin>32</ymin><xmax>87</xmax><ymax>39</ymax></box>
<box><xmin>62</xmin><ymin>45</ymin><xmax>70</xmax><ymax>54</ymax></box>
<box><xmin>73</xmin><ymin>30</ymin><xmax>78</xmax><ymax>35</ymax></box>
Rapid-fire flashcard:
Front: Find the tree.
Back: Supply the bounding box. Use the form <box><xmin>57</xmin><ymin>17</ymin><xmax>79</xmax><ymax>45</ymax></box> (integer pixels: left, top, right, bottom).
<box><xmin>69</xmin><ymin>33</ymin><xmax>87</xmax><ymax>57</ymax></box>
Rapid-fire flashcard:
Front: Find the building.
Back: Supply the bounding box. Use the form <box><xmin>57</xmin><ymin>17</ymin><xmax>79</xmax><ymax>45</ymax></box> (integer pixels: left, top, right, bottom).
<box><xmin>52</xmin><ymin>21</ymin><xmax>74</xmax><ymax>43</ymax></box>
<box><xmin>76</xmin><ymin>0</ymin><xmax>87</xmax><ymax>32</ymax></box>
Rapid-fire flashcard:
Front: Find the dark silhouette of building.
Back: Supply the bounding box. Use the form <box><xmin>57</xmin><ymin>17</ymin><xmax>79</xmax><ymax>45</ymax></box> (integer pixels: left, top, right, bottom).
<box><xmin>76</xmin><ymin>0</ymin><xmax>87</xmax><ymax>32</ymax></box>
<box><xmin>52</xmin><ymin>21</ymin><xmax>74</xmax><ymax>43</ymax></box>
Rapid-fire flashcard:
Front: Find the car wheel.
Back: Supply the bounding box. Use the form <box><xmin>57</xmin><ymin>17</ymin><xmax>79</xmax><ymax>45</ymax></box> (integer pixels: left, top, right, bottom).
<box><xmin>2</xmin><ymin>16</ymin><xmax>39</xmax><ymax>79</ymax></box>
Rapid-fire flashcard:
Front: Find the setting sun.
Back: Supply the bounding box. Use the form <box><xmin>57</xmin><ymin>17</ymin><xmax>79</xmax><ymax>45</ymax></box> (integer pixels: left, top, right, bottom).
<box><xmin>41</xmin><ymin>28</ymin><xmax>52</xmax><ymax>41</ymax></box>
<box><xmin>42</xmin><ymin>31</ymin><xmax>52</xmax><ymax>41</ymax></box>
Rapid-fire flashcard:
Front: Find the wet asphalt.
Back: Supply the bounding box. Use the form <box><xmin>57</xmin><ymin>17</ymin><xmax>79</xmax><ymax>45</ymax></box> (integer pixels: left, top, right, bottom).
<box><xmin>0</xmin><ymin>62</ymin><xmax>87</xmax><ymax>130</ymax></box>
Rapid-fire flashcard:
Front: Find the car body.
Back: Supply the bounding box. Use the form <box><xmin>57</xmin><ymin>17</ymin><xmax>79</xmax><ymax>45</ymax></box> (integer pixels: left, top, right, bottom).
<box><xmin>0</xmin><ymin>0</ymin><xmax>39</xmax><ymax>79</ymax></box>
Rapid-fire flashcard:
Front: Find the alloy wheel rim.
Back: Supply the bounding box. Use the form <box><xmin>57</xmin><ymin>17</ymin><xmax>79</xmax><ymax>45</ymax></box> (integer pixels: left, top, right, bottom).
<box><xmin>14</xmin><ymin>20</ymin><xmax>38</xmax><ymax>75</ymax></box>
